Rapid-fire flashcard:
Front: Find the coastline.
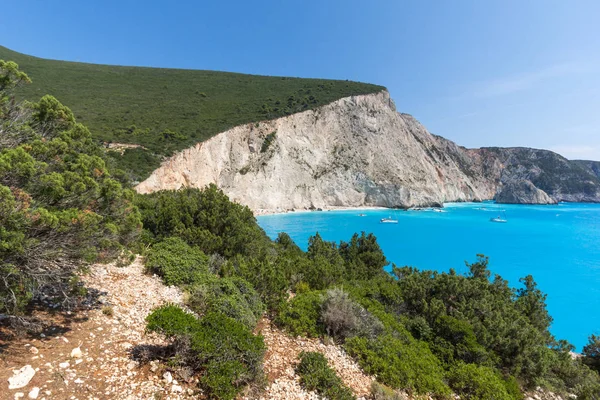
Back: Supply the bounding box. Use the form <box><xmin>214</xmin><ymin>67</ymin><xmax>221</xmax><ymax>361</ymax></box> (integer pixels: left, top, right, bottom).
<box><xmin>254</xmin><ymin>205</ymin><xmax>391</xmax><ymax>217</ymax></box>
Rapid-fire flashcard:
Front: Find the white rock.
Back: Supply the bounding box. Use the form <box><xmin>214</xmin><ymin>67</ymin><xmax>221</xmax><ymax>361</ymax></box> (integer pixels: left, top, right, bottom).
<box><xmin>74</xmin><ymin>378</ymin><xmax>83</xmax><ymax>384</ymax></box>
<box><xmin>70</xmin><ymin>347</ymin><xmax>82</xmax><ymax>358</ymax></box>
<box><xmin>8</xmin><ymin>365</ymin><xmax>36</xmax><ymax>389</ymax></box>
<box><xmin>58</xmin><ymin>362</ymin><xmax>69</xmax><ymax>369</ymax></box>
<box><xmin>171</xmin><ymin>384</ymin><xmax>182</xmax><ymax>393</ymax></box>
<box><xmin>29</xmin><ymin>347</ymin><xmax>38</xmax><ymax>355</ymax></box>
<box><xmin>27</xmin><ymin>387</ymin><xmax>39</xmax><ymax>399</ymax></box>
<box><xmin>163</xmin><ymin>371</ymin><xmax>172</xmax><ymax>384</ymax></box>
<box><xmin>14</xmin><ymin>393</ymin><xmax>24</xmax><ymax>399</ymax></box>
<box><xmin>135</xmin><ymin>91</ymin><xmax>498</xmax><ymax>211</ymax></box>
<box><xmin>149</xmin><ymin>361</ymin><xmax>159</xmax><ymax>372</ymax></box>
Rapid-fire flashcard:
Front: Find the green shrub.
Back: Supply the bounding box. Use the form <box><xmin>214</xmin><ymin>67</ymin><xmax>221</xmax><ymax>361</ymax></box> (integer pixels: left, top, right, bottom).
<box><xmin>320</xmin><ymin>288</ymin><xmax>383</xmax><ymax>340</ymax></box>
<box><xmin>228</xmin><ymin>255</ymin><xmax>289</xmax><ymax>310</ymax></box>
<box><xmin>186</xmin><ymin>275</ymin><xmax>265</xmax><ymax>329</ymax></box>
<box><xmin>0</xmin><ymin>62</ymin><xmax>141</xmax><ymax>316</ymax></box>
<box><xmin>135</xmin><ymin>185</ymin><xmax>271</xmax><ymax>259</ymax></box>
<box><xmin>447</xmin><ymin>362</ymin><xmax>516</xmax><ymax>400</ymax></box>
<box><xmin>260</xmin><ymin>131</ymin><xmax>276</xmax><ymax>153</ymax></box>
<box><xmin>275</xmin><ymin>290</ymin><xmax>324</xmax><ymax>337</ymax></box>
<box><xmin>345</xmin><ymin>334</ymin><xmax>450</xmax><ymax>396</ymax></box>
<box><xmin>145</xmin><ymin>237</ymin><xmax>209</xmax><ymax>286</ymax></box>
<box><xmin>145</xmin><ymin>303</ymin><xmax>201</xmax><ymax>337</ymax></box>
<box><xmin>583</xmin><ymin>334</ymin><xmax>600</xmax><ymax>373</ymax></box>
<box><xmin>296</xmin><ymin>351</ymin><xmax>355</xmax><ymax>400</ymax></box>
<box><xmin>146</xmin><ymin>304</ymin><xmax>265</xmax><ymax>400</ymax></box>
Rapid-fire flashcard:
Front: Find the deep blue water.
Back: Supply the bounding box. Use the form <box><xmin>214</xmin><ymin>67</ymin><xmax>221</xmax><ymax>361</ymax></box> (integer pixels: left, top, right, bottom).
<box><xmin>257</xmin><ymin>202</ymin><xmax>600</xmax><ymax>350</ymax></box>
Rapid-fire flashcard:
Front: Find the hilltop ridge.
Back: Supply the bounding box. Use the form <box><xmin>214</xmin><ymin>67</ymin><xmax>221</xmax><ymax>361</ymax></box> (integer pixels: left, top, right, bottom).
<box><xmin>0</xmin><ymin>45</ymin><xmax>384</xmax><ymax>180</ymax></box>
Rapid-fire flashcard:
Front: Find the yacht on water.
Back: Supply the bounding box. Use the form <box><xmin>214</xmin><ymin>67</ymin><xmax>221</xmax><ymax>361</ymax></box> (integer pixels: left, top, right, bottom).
<box><xmin>380</xmin><ymin>217</ymin><xmax>398</xmax><ymax>224</ymax></box>
<box><xmin>490</xmin><ymin>216</ymin><xmax>507</xmax><ymax>223</ymax></box>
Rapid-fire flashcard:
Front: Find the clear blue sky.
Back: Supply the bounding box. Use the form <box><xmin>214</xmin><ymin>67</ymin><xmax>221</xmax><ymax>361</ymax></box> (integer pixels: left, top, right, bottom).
<box><xmin>2</xmin><ymin>0</ymin><xmax>599</xmax><ymax>160</ymax></box>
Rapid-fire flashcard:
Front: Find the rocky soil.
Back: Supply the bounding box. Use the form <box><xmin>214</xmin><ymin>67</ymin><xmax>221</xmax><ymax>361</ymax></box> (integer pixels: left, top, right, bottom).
<box><xmin>257</xmin><ymin>320</ymin><xmax>373</xmax><ymax>400</ymax></box>
<box><xmin>1</xmin><ymin>257</ymin><xmax>195</xmax><ymax>400</ymax></box>
<box><xmin>0</xmin><ymin>258</ymin><xmax>381</xmax><ymax>400</ymax></box>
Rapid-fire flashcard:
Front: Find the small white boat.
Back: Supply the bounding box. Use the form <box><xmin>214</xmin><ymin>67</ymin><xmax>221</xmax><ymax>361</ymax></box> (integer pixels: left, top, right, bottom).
<box><xmin>490</xmin><ymin>216</ymin><xmax>507</xmax><ymax>223</ymax></box>
<box><xmin>380</xmin><ymin>217</ymin><xmax>398</xmax><ymax>224</ymax></box>
<box><xmin>358</xmin><ymin>213</ymin><xmax>366</xmax><ymax>217</ymax></box>
<box><xmin>433</xmin><ymin>208</ymin><xmax>446</xmax><ymax>213</ymax></box>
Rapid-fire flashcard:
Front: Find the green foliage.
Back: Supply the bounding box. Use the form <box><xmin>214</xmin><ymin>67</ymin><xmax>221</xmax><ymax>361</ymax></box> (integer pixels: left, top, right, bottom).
<box><xmin>296</xmin><ymin>351</ymin><xmax>355</xmax><ymax>400</ymax></box>
<box><xmin>135</xmin><ymin>185</ymin><xmax>270</xmax><ymax>258</ymax></box>
<box><xmin>145</xmin><ymin>303</ymin><xmax>201</xmax><ymax>337</ymax></box>
<box><xmin>393</xmin><ymin>259</ymin><xmax>552</xmax><ymax>384</ymax></box>
<box><xmin>544</xmin><ymin>340</ymin><xmax>600</xmax><ymax>399</ymax></box>
<box><xmin>146</xmin><ymin>305</ymin><xmax>265</xmax><ymax>400</ymax></box>
<box><xmin>583</xmin><ymin>334</ymin><xmax>600</xmax><ymax>373</ymax></box>
<box><xmin>145</xmin><ymin>237</ymin><xmax>209</xmax><ymax>286</ymax></box>
<box><xmin>275</xmin><ymin>290</ymin><xmax>324</xmax><ymax>337</ymax></box>
<box><xmin>304</xmin><ymin>232</ymin><xmax>345</xmax><ymax>289</ymax></box>
<box><xmin>226</xmin><ymin>254</ymin><xmax>290</xmax><ymax>309</ymax></box>
<box><xmin>345</xmin><ymin>334</ymin><xmax>451</xmax><ymax>396</ymax></box>
<box><xmin>1</xmin><ymin>45</ymin><xmax>384</xmax><ymax>181</ymax></box>
<box><xmin>187</xmin><ymin>274</ymin><xmax>265</xmax><ymax>329</ymax></box>
<box><xmin>260</xmin><ymin>131</ymin><xmax>276</xmax><ymax>153</ymax></box>
<box><xmin>0</xmin><ymin>60</ymin><xmax>31</xmax><ymax>94</ymax></box>
<box><xmin>339</xmin><ymin>232</ymin><xmax>388</xmax><ymax>280</ymax></box>
<box><xmin>0</xmin><ymin>61</ymin><xmax>141</xmax><ymax>315</ymax></box>
<box><xmin>447</xmin><ymin>363</ymin><xmax>518</xmax><ymax>400</ymax></box>
<box><xmin>515</xmin><ymin>275</ymin><xmax>553</xmax><ymax>336</ymax></box>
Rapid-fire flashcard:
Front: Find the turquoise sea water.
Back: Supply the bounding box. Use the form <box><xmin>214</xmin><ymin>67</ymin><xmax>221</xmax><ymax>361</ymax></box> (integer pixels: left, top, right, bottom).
<box><xmin>257</xmin><ymin>202</ymin><xmax>600</xmax><ymax>350</ymax></box>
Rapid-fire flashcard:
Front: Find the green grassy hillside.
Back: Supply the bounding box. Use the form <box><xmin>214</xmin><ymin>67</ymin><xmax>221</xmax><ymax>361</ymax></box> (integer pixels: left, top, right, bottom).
<box><xmin>0</xmin><ymin>45</ymin><xmax>384</xmax><ymax>180</ymax></box>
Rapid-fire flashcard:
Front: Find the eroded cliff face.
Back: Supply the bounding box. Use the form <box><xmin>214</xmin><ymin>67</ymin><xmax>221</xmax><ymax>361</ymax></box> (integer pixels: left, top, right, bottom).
<box><xmin>136</xmin><ymin>91</ymin><xmax>498</xmax><ymax>211</ymax></box>
<box><xmin>136</xmin><ymin>91</ymin><xmax>600</xmax><ymax>210</ymax></box>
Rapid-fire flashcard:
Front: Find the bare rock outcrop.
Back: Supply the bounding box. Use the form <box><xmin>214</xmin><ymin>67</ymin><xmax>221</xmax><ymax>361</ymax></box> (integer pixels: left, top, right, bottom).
<box><xmin>136</xmin><ymin>91</ymin><xmax>600</xmax><ymax>210</ymax></box>
<box><xmin>136</xmin><ymin>91</ymin><xmax>496</xmax><ymax>211</ymax></box>
<box><xmin>494</xmin><ymin>180</ymin><xmax>557</xmax><ymax>204</ymax></box>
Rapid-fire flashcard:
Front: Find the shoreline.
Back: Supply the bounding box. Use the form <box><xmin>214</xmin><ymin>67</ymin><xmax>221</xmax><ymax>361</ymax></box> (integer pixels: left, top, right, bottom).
<box><xmin>253</xmin><ymin>200</ymin><xmax>583</xmax><ymax>217</ymax></box>
<box><xmin>254</xmin><ymin>205</ymin><xmax>390</xmax><ymax>217</ymax></box>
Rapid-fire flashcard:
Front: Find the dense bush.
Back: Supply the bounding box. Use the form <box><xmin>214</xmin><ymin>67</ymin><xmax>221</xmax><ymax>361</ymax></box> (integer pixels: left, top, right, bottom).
<box><xmin>583</xmin><ymin>334</ymin><xmax>600</xmax><ymax>373</ymax></box>
<box><xmin>135</xmin><ymin>185</ymin><xmax>271</xmax><ymax>258</ymax></box>
<box><xmin>304</xmin><ymin>233</ymin><xmax>345</xmax><ymax>289</ymax></box>
<box><xmin>296</xmin><ymin>351</ymin><xmax>355</xmax><ymax>400</ymax></box>
<box><xmin>338</xmin><ymin>232</ymin><xmax>388</xmax><ymax>280</ymax></box>
<box><xmin>0</xmin><ymin>61</ymin><xmax>141</xmax><ymax>316</ymax></box>
<box><xmin>135</xmin><ymin>183</ymin><xmax>600</xmax><ymax>398</ymax></box>
<box><xmin>447</xmin><ymin>362</ymin><xmax>518</xmax><ymax>400</ymax></box>
<box><xmin>275</xmin><ymin>290</ymin><xmax>324</xmax><ymax>337</ymax></box>
<box><xmin>393</xmin><ymin>257</ymin><xmax>553</xmax><ymax>384</ymax></box>
<box><xmin>145</xmin><ymin>237</ymin><xmax>209</xmax><ymax>286</ymax></box>
<box><xmin>345</xmin><ymin>334</ymin><xmax>451</xmax><ymax>396</ymax></box>
<box><xmin>2</xmin><ymin>44</ymin><xmax>384</xmax><ymax>180</ymax></box>
<box><xmin>186</xmin><ymin>274</ymin><xmax>264</xmax><ymax>329</ymax></box>
<box><xmin>146</xmin><ymin>304</ymin><xmax>265</xmax><ymax>400</ymax></box>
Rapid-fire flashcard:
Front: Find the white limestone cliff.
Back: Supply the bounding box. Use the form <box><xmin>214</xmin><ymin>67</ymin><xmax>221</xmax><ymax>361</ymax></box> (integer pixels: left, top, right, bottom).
<box><xmin>135</xmin><ymin>90</ymin><xmax>600</xmax><ymax>210</ymax></box>
<box><xmin>136</xmin><ymin>91</ymin><xmax>497</xmax><ymax>211</ymax></box>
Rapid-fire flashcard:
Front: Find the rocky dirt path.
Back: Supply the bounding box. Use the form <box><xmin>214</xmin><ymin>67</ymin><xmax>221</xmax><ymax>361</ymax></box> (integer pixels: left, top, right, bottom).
<box><xmin>0</xmin><ymin>257</ymin><xmax>195</xmax><ymax>400</ymax></box>
<box><xmin>256</xmin><ymin>321</ymin><xmax>374</xmax><ymax>400</ymax></box>
<box><xmin>1</xmin><ymin>257</ymin><xmax>376</xmax><ymax>400</ymax></box>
